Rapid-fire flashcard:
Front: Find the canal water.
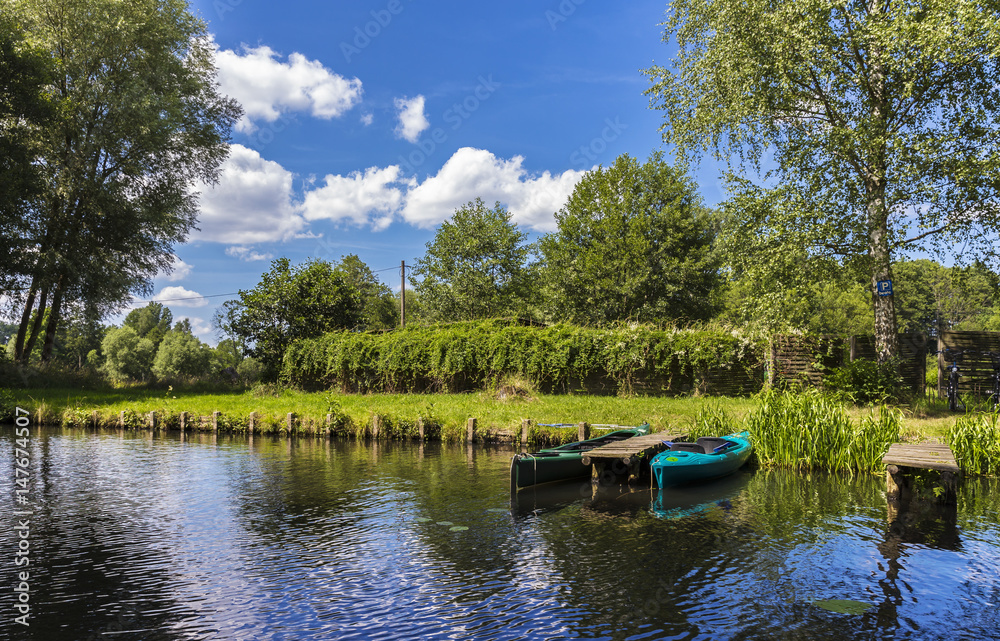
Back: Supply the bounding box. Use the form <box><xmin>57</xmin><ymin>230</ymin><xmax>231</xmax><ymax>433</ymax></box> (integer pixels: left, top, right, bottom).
<box><xmin>2</xmin><ymin>428</ymin><xmax>999</xmax><ymax>640</ymax></box>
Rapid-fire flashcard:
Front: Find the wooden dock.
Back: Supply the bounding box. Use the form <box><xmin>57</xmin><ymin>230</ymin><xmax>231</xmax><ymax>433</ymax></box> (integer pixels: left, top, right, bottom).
<box><xmin>582</xmin><ymin>432</ymin><xmax>686</xmax><ymax>485</ymax></box>
<box><xmin>882</xmin><ymin>442</ymin><xmax>961</xmax><ymax>504</ymax></box>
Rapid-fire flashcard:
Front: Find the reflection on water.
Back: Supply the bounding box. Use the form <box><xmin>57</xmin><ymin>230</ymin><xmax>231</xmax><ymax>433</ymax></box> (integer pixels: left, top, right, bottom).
<box><xmin>2</xmin><ymin>428</ymin><xmax>1000</xmax><ymax>640</ymax></box>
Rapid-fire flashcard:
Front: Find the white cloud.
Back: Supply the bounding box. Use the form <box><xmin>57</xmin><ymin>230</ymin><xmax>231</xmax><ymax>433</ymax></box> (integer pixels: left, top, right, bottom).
<box><xmin>401</xmin><ymin>147</ymin><xmax>586</xmax><ymax>231</ymax></box>
<box><xmin>302</xmin><ymin>165</ymin><xmax>409</xmax><ymax>231</ymax></box>
<box><xmin>361</xmin><ymin>113</ymin><xmax>374</xmax><ymax>126</ymax></box>
<box><xmin>215</xmin><ymin>44</ymin><xmax>363</xmax><ymax>133</ymax></box>
<box><xmin>394</xmin><ymin>95</ymin><xmax>430</xmax><ymax>143</ymax></box>
<box><xmin>153</xmin><ymin>287</ymin><xmax>209</xmax><ymax>308</ymax></box>
<box><xmin>225</xmin><ymin>246</ymin><xmax>274</xmax><ymax>262</ymax></box>
<box><xmin>194</xmin><ymin>144</ymin><xmax>306</xmax><ymax>244</ymax></box>
<box><xmin>163</xmin><ymin>256</ymin><xmax>193</xmax><ymax>282</ymax></box>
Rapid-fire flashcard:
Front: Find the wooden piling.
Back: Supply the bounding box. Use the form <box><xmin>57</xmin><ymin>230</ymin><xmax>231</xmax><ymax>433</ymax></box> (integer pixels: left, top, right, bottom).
<box><xmin>417</xmin><ymin>417</ymin><xmax>425</xmax><ymax>441</ymax></box>
<box><xmin>521</xmin><ymin>419</ymin><xmax>530</xmax><ymax>446</ymax></box>
<box><xmin>119</xmin><ymin>410</ymin><xmax>125</xmax><ymax>429</ymax></box>
<box><xmin>149</xmin><ymin>411</ymin><xmax>156</xmax><ymax>430</ymax></box>
<box><xmin>325</xmin><ymin>413</ymin><xmax>332</xmax><ymax>437</ymax></box>
<box><xmin>577</xmin><ymin>422</ymin><xmax>590</xmax><ymax>441</ymax></box>
<box><xmin>213</xmin><ymin>411</ymin><xmax>220</xmax><ymax>432</ymax></box>
<box><xmin>372</xmin><ymin>415</ymin><xmax>381</xmax><ymax>439</ymax></box>
<box><xmin>467</xmin><ymin>418</ymin><xmax>476</xmax><ymax>443</ymax></box>
<box><xmin>286</xmin><ymin>413</ymin><xmax>295</xmax><ymax>433</ymax></box>
<box><xmin>178</xmin><ymin>411</ymin><xmax>187</xmax><ymax>432</ymax></box>
<box><xmin>92</xmin><ymin>410</ymin><xmax>99</xmax><ymax>429</ymax></box>
<box><xmin>248</xmin><ymin>412</ymin><xmax>256</xmax><ymax>434</ymax></box>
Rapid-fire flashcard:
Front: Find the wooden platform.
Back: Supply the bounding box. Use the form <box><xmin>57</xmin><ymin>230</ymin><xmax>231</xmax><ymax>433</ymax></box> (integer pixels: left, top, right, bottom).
<box><xmin>882</xmin><ymin>442</ymin><xmax>961</xmax><ymax>505</ymax></box>
<box><xmin>882</xmin><ymin>443</ymin><xmax>960</xmax><ymax>473</ymax></box>
<box><xmin>582</xmin><ymin>432</ymin><xmax>686</xmax><ymax>485</ymax></box>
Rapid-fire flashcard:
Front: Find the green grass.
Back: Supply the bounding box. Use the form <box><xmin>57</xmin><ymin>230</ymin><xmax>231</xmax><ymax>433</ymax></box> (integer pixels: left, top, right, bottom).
<box><xmin>4</xmin><ymin>386</ymin><xmax>758</xmax><ymax>445</ymax></box>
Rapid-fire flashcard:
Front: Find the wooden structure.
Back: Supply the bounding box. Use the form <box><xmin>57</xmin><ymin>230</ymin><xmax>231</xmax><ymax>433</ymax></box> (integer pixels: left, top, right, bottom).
<box><xmin>882</xmin><ymin>442</ymin><xmax>960</xmax><ymax>505</ymax></box>
<box><xmin>582</xmin><ymin>431</ymin><xmax>686</xmax><ymax>486</ymax></box>
<box><xmin>852</xmin><ymin>333</ymin><xmax>929</xmax><ymax>395</ymax></box>
<box><xmin>770</xmin><ymin>335</ymin><xmax>845</xmax><ymax>389</ymax></box>
<box><xmin>937</xmin><ymin>330</ymin><xmax>1000</xmax><ymax>400</ymax></box>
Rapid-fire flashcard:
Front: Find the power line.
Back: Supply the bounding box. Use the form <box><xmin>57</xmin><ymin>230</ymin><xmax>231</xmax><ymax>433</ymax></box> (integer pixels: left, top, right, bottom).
<box><xmin>132</xmin><ymin>292</ymin><xmax>239</xmax><ymax>304</ymax></box>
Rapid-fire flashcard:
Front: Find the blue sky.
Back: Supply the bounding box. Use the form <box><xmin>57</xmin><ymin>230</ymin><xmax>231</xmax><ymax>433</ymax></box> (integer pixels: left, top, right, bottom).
<box><xmin>139</xmin><ymin>0</ymin><xmax>729</xmax><ymax>342</ymax></box>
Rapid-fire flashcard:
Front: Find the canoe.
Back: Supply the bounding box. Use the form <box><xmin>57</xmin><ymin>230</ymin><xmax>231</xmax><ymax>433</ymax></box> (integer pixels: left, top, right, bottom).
<box><xmin>650</xmin><ymin>431</ymin><xmax>752</xmax><ymax>488</ymax></box>
<box><xmin>510</xmin><ymin>424</ymin><xmax>650</xmax><ymax>490</ymax></box>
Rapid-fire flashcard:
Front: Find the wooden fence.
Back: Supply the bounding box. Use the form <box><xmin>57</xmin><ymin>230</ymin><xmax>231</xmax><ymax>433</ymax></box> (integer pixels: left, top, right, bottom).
<box><xmin>770</xmin><ymin>333</ymin><xmax>928</xmax><ymax>394</ymax></box>
<box><xmin>936</xmin><ymin>331</ymin><xmax>1000</xmax><ymax>399</ymax></box>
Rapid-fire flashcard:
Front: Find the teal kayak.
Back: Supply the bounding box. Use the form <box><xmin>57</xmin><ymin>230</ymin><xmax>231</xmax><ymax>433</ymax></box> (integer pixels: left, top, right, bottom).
<box><xmin>510</xmin><ymin>424</ymin><xmax>650</xmax><ymax>490</ymax></box>
<box><xmin>650</xmin><ymin>431</ymin><xmax>752</xmax><ymax>488</ymax></box>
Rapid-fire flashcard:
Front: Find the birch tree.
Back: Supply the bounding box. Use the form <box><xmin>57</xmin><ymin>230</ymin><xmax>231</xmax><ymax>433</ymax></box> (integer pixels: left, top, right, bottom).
<box><xmin>644</xmin><ymin>0</ymin><xmax>1000</xmax><ymax>360</ymax></box>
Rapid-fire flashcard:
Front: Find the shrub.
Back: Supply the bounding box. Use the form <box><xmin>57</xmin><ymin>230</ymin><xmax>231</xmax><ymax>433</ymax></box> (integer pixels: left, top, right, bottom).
<box><xmin>824</xmin><ymin>358</ymin><xmax>904</xmax><ymax>405</ymax></box>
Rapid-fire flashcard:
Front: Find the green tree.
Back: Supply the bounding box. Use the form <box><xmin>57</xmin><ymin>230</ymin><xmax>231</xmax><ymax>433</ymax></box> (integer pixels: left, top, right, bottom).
<box><xmin>894</xmin><ymin>259</ymin><xmax>1000</xmax><ymax>334</ymax></box>
<box><xmin>123</xmin><ymin>303</ymin><xmax>173</xmax><ymax>349</ymax></box>
<box><xmin>152</xmin><ymin>321</ymin><xmax>211</xmax><ymax>380</ymax></box>
<box><xmin>0</xmin><ymin>9</ymin><xmax>51</xmax><ymax>293</ymax></box>
<box><xmin>216</xmin><ymin>257</ymin><xmax>370</xmax><ymax>375</ymax></box>
<box><xmin>335</xmin><ymin>254</ymin><xmax>398</xmax><ymax>330</ymax></box>
<box><xmin>539</xmin><ymin>153</ymin><xmax>721</xmax><ymax>325</ymax></box>
<box><xmin>644</xmin><ymin>0</ymin><xmax>1000</xmax><ymax>361</ymax></box>
<box><xmin>411</xmin><ymin>198</ymin><xmax>535</xmax><ymax>322</ymax></box>
<box><xmin>100</xmin><ymin>326</ymin><xmax>155</xmax><ymax>382</ymax></box>
<box><xmin>9</xmin><ymin>0</ymin><xmax>240</xmax><ymax>365</ymax></box>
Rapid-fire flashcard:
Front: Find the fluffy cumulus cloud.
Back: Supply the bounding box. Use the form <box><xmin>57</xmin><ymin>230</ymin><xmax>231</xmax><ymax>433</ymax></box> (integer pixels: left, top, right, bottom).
<box><xmin>302</xmin><ymin>165</ymin><xmax>410</xmax><ymax>231</ymax></box>
<box><xmin>401</xmin><ymin>147</ymin><xmax>587</xmax><ymax>230</ymax></box>
<box><xmin>162</xmin><ymin>256</ymin><xmax>193</xmax><ymax>282</ymax></box>
<box><xmin>394</xmin><ymin>95</ymin><xmax>430</xmax><ymax>143</ymax></box>
<box><xmin>152</xmin><ymin>287</ymin><xmax>209</xmax><ymax>308</ymax></box>
<box><xmin>215</xmin><ymin>44</ymin><xmax>363</xmax><ymax>133</ymax></box>
<box><xmin>194</xmin><ymin>144</ymin><xmax>306</xmax><ymax>244</ymax></box>
<box><xmin>225</xmin><ymin>246</ymin><xmax>275</xmax><ymax>262</ymax></box>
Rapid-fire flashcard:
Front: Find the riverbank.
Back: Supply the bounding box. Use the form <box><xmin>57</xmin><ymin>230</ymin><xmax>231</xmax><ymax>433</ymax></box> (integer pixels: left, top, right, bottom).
<box><xmin>3</xmin><ymin>386</ymin><xmax>956</xmax><ymax>444</ymax></box>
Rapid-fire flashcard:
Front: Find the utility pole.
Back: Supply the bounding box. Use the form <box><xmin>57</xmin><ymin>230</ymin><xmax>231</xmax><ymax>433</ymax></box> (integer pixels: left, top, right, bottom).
<box><xmin>400</xmin><ymin>260</ymin><xmax>406</xmax><ymax>328</ymax></box>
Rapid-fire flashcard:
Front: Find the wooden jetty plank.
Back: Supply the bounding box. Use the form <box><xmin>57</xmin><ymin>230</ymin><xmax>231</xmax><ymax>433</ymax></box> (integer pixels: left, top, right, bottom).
<box><xmin>883</xmin><ymin>443</ymin><xmax>960</xmax><ymax>473</ymax></box>
<box><xmin>581</xmin><ymin>432</ymin><xmax>685</xmax><ymax>464</ymax></box>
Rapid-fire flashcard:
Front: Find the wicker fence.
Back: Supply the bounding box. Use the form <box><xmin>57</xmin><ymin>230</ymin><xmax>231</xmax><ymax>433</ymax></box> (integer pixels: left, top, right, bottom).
<box><xmin>936</xmin><ymin>331</ymin><xmax>1000</xmax><ymax>399</ymax></box>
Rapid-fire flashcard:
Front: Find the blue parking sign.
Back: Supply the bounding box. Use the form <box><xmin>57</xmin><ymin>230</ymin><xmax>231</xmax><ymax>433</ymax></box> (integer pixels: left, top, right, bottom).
<box><xmin>877</xmin><ymin>280</ymin><xmax>893</xmax><ymax>296</ymax></box>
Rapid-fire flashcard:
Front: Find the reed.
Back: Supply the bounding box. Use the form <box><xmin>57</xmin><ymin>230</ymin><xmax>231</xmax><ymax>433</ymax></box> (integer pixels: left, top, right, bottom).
<box><xmin>947</xmin><ymin>412</ymin><xmax>1000</xmax><ymax>476</ymax></box>
<box><xmin>745</xmin><ymin>391</ymin><xmax>899</xmax><ymax>473</ymax></box>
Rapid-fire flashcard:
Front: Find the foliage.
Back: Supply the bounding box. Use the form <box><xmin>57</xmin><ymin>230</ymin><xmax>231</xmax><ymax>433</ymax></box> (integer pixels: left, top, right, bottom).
<box><xmin>824</xmin><ymin>358</ymin><xmax>904</xmax><ymax>406</ymax></box>
<box><xmin>151</xmin><ymin>322</ymin><xmax>212</xmax><ymax>380</ymax></box>
<box><xmin>894</xmin><ymin>259</ymin><xmax>1000</xmax><ymax>335</ymax></box>
<box><xmin>948</xmin><ymin>412</ymin><xmax>1000</xmax><ymax>476</ymax></box>
<box><xmin>745</xmin><ymin>391</ymin><xmax>900</xmax><ymax>473</ymax></box>
<box><xmin>281</xmin><ymin>319</ymin><xmax>764</xmax><ymax>396</ymax></box>
<box><xmin>411</xmin><ymin>198</ymin><xmax>535</xmax><ymax>322</ymax></box>
<box><xmin>539</xmin><ymin>152</ymin><xmax>721</xmax><ymax>325</ymax></box>
<box><xmin>100</xmin><ymin>326</ymin><xmax>155</xmax><ymax>383</ymax></box>
<box><xmin>216</xmin><ymin>256</ymin><xmax>383</xmax><ymax>375</ymax></box>
<box><xmin>644</xmin><ymin>0</ymin><xmax>1000</xmax><ymax>361</ymax></box>
<box><xmin>6</xmin><ymin>0</ymin><xmax>240</xmax><ymax>365</ymax></box>
<box><xmin>124</xmin><ymin>303</ymin><xmax>173</xmax><ymax>348</ymax></box>
<box><xmin>237</xmin><ymin>357</ymin><xmax>266</xmax><ymax>384</ymax></box>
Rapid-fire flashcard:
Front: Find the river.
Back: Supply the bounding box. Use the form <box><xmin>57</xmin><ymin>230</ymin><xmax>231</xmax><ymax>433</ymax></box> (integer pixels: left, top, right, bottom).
<box><xmin>1</xmin><ymin>427</ymin><xmax>999</xmax><ymax>640</ymax></box>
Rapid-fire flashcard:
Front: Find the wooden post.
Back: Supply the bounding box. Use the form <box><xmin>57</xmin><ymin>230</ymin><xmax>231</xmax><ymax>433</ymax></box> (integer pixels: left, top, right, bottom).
<box><xmin>212</xmin><ymin>411</ymin><xmax>220</xmax><ymax>432</ymax></box>
<box><xmin>92</xmin><ymin>410</ymin><xmax>98</xmax><ymax>429</ymax></box>
<box><xmin>286</xmin><ymin>413</ymin><xmax>295</xmax><ymax>433</ymax></box>
<box><xmin>248</xmin><ymin>412</ymin><xmax>256</xmax><ymax>434</ymax></box>
<box><xmin>180</xmin><ymin>411</ymin><xmax>188</xmax><ymax>432</ymax></box>
<box><xmin>119</xmin><ymin>410</ymin><xmax>125</xmax><ymax>429</ymax></box>
<box><xmin>325</xmin><ymin>413</ymin><xmax>332</xmax><ymax>437</ymax></box>
<box><xmin>521</xmin><ymin>419</ymin><xmax>530</xmax><ymax>446</ymax></box>
<box><xmin>149</xmin><ymin>411</ymin><xmax>156</xmax><ymax>430</ymax></box>
<box><xmin>417</xmin><ymin>417</ymin><xmax>425</xmax><ymax>441</ymax></box>
<box><xmin>467</xmin><ymin>417</ymin><xmax>476</xmax><ymax>443</ymax></box>
<box><xmin>578</xmin><ymin>422</ymin><xmax>590</xmax><ymax>441</ymax></box>
<box><xmin>372</xmin><ymin>415</ymin><xmax>380</xmax><ymax>439</ymax></box>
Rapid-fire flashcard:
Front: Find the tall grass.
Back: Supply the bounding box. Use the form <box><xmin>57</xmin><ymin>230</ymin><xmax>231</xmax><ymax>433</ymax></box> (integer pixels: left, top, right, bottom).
<box><xmin>746</xmin><ymin>390</ymin><xmax>900</xmax><ymax>473</ymax></box>
<box><xmin>948</xmin><ymin>412</ymin><xmax>1000</xmax><ymax>476</ymax></box>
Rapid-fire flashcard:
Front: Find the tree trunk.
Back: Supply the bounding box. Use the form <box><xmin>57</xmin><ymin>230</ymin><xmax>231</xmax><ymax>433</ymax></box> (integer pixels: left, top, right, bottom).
<box><xmin>20</xmin><ymin>282</ymin><xmax>50</xmax><ymax>365</ymax></box>
<box><xmin>14</xmin><ymin>279</ymin><xmax>38</xmax><ymax>362</ymax></box>
<box><xmin>870</xmin><ymin>214</ymin><xmax>899</xmax><ymax>363</ymax></box>
<box><xmin>40</xmin><ymin>275</ymin><xmax>66</xmax><ymax>363</ymax></box>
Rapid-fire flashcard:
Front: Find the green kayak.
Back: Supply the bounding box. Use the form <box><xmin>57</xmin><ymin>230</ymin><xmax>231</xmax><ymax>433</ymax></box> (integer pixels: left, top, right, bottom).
<box><xmin>510</xmin><ymin>423</ymin><xmax>650</xmax><ymax>491</ymax></box>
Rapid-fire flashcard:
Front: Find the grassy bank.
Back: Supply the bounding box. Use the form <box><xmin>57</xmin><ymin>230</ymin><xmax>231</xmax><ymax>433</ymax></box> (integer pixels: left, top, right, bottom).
<box><xmin>3</xmin><ymin>386</ymin><xmax>763</xmax><ymax>445</ymax></box>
